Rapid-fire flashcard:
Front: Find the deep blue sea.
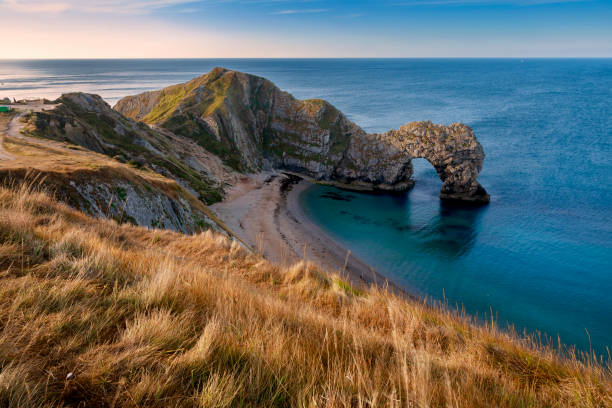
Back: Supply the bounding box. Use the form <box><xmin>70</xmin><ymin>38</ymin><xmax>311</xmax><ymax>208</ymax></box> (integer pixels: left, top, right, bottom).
<box><xmin>1</xmin><ymin>59</ymin><xmax>611</xmax><ymax>355</ymax></box>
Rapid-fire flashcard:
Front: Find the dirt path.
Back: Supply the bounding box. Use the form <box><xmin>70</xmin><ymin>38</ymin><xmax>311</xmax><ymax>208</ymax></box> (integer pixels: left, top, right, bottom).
<box><xmin>0</xmin><ymin>114</ymin><xmax>18</xmax><ymax>160</ymax></box>
<box><xmin>1</xmin><ymin>111</ymin><xmax>33</xmax><ymax>160</ymax></box>
<box><xmin>1</xmin><ymin>103</ymin><xmax>60</xmax><ymax>160</ymax></box>
<box><xmin>0</xmin><ymin>103</ymin><xmax>85</xmax><ymax>165</ymax></box>
<box><xmin>6</xmin><ymin>113</ymin><xmax>24</xmax><ymax>139</ymax></box>
<box><xmin>0</xmin><ymin>142</ymin><xmax>12</xmax><ymax>160</ymax></box>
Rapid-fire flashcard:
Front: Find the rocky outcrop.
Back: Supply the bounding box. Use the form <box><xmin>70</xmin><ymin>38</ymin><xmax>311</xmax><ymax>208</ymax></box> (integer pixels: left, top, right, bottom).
<box><xmin>25</xmin><ymin>93</ymin><xmax>236</xmax><ymax>204</ymax></box>
<box><xmin>335</xmin><ymin>122</ymin><xmax>488</xmax><ymax>203</ymax></box>
<box><xmin>115</xmin><ymin>67</ymin><xmax>489</xmax><ymax>204</ymax></box>
<box><xmin>0</xmin><ymin>167</ymin><xmax>218</xmax><ymax>234</ymax></box>
<box><xmin>6</xmin><ymin>94</ymin><xmax>240</xmax><ymax>236</ymax></box>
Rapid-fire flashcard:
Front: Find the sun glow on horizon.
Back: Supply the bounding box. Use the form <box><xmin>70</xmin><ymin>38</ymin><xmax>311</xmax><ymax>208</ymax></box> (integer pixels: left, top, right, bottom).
<box><xmin>0</xmin><ymin>0</ymin><xmax>610</xmax><ymax>58</ymax></box>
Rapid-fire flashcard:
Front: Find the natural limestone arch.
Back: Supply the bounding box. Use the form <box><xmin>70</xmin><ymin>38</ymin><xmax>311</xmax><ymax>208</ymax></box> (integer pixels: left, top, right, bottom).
<box><xmin>332</xmin><ymin>121</ymin><xmax>490</xmax><ymax>204</ymax></box>
<box><xmin>397</xmin><ymin>122</ymin><xmax>489</xmax><ymax>204</ymax></box>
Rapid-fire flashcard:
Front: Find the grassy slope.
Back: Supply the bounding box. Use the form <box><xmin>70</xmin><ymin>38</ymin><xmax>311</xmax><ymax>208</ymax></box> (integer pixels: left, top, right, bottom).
<box><xmin>27</xmin><ymin>98</ymin><xmax>225</xmax><ymax>205</ymax></box>
<box><xmin>137</xmin><ymin>69</ymin><xmax>248</xmax><ymax>172</ymax></box>
<box><xmin>0</xmin><ymin>112</ymin><xmax>238</xmax><ymax>239</ymax></box>
<box><xmin>129</xmin><ymin>68</ymin><xmax>354</xmax><ymax>173</ymax></box>
<box><xmin>141</xmin><ymin>68</ymin><xmax>229</xmax><ymax>124</ymax></box>
<box><xmin>0</xmin><ymin>182</ymin><xmax>611</xmax><ymax>407</ymax></box>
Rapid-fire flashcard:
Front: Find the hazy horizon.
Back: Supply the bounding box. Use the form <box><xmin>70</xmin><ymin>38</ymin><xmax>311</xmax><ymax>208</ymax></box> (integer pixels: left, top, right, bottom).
<box><xmin>0</xmin><ymin>0</ymin><xmax>610</xmax><ymax>59</ymax></box>
<box><xmin>2</xmin><ymin>57</ymin><xmax>612</xmax><ymax>60</ymax></box>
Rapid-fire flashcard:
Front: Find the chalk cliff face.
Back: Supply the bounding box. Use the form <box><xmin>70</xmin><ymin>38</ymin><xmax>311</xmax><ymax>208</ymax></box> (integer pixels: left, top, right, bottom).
<box><xmin>115</xmin><ymin>67</ymin><xmax>489</xmax><ymax>203</ymax></box>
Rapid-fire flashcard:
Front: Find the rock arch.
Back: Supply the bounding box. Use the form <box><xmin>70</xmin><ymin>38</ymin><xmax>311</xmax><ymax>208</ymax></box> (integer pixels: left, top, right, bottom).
<box><xmin>334</xmin><ymin>121</ymin><xmax>489</xmax><ymax>204</ymax></box>
<box><xmin>397</xmin><ymin>122</ymin><xmax>489</xmax><ymax>204</ymax></box>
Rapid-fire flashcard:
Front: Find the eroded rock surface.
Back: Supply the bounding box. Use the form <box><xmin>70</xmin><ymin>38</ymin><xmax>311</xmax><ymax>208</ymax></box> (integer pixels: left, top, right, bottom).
<box><xmin>25</xmin><ymin>93</ymin><xmax>235</xmax><ymax>204</ymax></box>
<box><xmin>115</xmin><ymin>67</ymin><xmax>489</xmax><ymax>203</ymax></box>
<box><xmin>337</xmin><ymin>122</ymin><xmax>488</xmax><ymax>203</ymax></box>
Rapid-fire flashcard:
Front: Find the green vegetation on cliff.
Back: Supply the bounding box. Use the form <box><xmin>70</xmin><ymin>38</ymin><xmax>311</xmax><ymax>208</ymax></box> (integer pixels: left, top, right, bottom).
<box><xmin>116</xmin><ymin>68</ymin><xmax>359</xmax><ymax>175</ymax></box>
<box><xmin>137</xmin><ymin>70</ymin><xmax>248</xmax><ymax>172</ymax></box>
<box><xmin>115</xmin><ymin>67</ymin><xmax>488</xmax><ymax>203</ymax></box>
<box><xmin>24</xmin><ymin>93</ymin><xmax>227</xmax><ymax>205</ymax></box>
<box><xmin>143</xmin><ymin>84</ymin><xmax>189</xmax><ymax>123</ymax></box>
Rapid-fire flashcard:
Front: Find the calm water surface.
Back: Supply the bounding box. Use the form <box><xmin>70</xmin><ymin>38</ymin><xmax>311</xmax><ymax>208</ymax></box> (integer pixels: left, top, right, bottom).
<box><xmin>1</xmin><ymin>59</ymin><xmax>611</xmax><ymax>354</ymax></box>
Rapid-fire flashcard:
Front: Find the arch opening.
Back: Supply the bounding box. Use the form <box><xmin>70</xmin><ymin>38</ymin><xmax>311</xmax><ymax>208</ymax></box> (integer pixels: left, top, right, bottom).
<box><xmin>410</xmin><ymin>158</ymin><xmax>443</xmax><ymax>199</ymax></box>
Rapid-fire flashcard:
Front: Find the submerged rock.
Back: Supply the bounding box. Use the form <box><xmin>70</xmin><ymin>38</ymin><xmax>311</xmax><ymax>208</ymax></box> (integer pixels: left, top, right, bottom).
<box><xmin>115</xmin><ymin>67</ymin><xmax>489</xmax><ymax>204</ymax></box>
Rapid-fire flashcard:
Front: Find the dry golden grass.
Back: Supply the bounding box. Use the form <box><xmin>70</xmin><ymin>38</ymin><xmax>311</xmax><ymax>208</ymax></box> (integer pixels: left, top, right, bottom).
<box><xmin>0</xmin><ymin>181</ymin><xmax>611</xmax><ymax>407</ymax></box>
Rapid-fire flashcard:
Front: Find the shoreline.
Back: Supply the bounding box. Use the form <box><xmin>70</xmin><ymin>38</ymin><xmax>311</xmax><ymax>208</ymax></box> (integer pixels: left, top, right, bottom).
<box><xmin>211</xmin><ymin>171</ymin><xmax>408</xmax><ymax>295</ymax></box>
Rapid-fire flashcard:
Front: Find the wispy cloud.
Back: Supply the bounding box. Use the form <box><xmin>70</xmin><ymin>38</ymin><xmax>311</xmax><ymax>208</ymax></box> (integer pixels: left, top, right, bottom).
<box><xmin>0</xmin><ymin>0</ymin><xmax>201</xmax><ymax>14</ymax></box>
<box><xmin>0</xmin><ymin>0</ymin><xmax>69</xmax><ymax>13</ymax></box>
<box><xmin>270</xmin><ymin>8</ymin><xmax>328</xmax><ymax>15</ymax></box>
<box><xmin>0</xmin><ymin>0</ymin><xmax>329</xmax><ymax>14</ymax></box>
<box><xmin>393</xmin><ymin>0</ymin><xmax>588</xmax><ymax>5</ymax></box>
<box><xmin>242</xmin><ymin>0</ymin><xmax>321</xmax><ymax>3</ymax></box>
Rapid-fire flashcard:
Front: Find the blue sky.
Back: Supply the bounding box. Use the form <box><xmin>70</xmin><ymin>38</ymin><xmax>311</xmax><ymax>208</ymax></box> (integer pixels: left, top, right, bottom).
<box><xmin>1</xmin><ymin>0</ymin><xmax>611</xmax><ymax>57</ymax></box>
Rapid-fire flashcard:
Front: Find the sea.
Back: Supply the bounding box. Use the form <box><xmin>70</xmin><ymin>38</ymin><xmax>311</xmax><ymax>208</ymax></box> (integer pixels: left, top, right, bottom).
<box><xmin>1</xmin><ymin>59</ymin><xmax>610</xmax><ymax>355</ymax></box>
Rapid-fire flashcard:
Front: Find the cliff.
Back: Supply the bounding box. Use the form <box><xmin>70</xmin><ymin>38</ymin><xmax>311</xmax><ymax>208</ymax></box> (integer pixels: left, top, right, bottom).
<box><xmin>116</xmin><ymin>67</ymin><xmax>489</xmax><ymax>203</ymax></box>
<box><xmin>25</xmin><ymin>93</ymin><xmax>235</xmax><ymax>205</ymax></box>
<box><xmin>1</xmin><ymin>106</ymin><xmax>235</xmax><ymax>236</ymax></box>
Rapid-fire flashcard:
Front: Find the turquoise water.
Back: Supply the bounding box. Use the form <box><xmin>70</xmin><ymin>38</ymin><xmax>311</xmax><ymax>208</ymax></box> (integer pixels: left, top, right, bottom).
<box><xmin>1</xmin><ymin>59</ymin><xmax>611</xmax><ymax>354</ymax></box>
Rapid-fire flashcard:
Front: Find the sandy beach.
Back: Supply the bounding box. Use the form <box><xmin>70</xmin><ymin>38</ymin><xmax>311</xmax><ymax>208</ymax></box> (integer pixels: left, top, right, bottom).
<box><xmin>211</xmin><ymin>171</ymin><xmax>403</xmax><ymax>292</ymax></box>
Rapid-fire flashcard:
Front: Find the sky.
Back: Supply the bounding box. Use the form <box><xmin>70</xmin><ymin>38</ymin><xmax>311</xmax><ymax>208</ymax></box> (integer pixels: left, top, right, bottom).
<box><xmin>0</xmin><ymin>0</ymin><xmax>611</xmax><ymax>58</ymax></box>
